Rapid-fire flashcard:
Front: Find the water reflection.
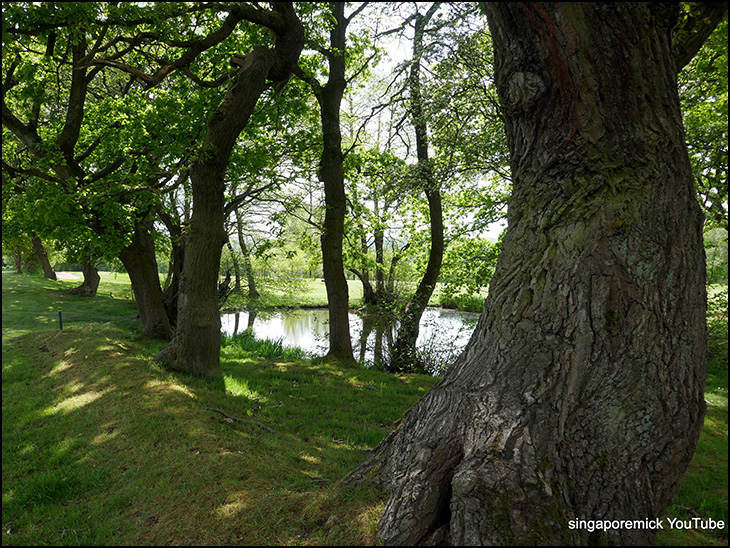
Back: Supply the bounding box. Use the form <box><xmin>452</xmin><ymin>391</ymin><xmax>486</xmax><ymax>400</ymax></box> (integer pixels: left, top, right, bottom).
<box><xmin>221</xmin><ymin>307</ymin><xmax>478</xmax><ymax>370</ymax></box>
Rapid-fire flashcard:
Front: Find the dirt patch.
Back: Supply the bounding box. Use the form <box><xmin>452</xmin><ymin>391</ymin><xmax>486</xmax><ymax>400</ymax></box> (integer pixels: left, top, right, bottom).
<box><xmin>55</xmin><ymin>272</ymin><xmax>80</xmax><ymax>280</ymax></box>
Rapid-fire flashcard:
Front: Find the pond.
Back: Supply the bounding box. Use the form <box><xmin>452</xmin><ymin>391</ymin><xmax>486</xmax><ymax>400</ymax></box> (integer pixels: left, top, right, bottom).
<box><xmin>221</xmin><ymin>307</ymin><xmax>480</xmax><ymax>372</ymax></box>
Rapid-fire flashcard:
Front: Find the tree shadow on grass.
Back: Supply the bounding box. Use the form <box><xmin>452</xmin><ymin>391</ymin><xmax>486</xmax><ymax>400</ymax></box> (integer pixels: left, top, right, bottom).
<box><xmin>2</xmin><ymin>326</ymin><xmax>387</xmax><ymax>545</ymax></box>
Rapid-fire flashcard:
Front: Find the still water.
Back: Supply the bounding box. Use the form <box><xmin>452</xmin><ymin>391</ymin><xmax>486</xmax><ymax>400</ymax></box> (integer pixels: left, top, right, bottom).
<box><xmin>221</xmin><ymin>307</ymin><xmax>479</xmax><ymax>368</ymax></box>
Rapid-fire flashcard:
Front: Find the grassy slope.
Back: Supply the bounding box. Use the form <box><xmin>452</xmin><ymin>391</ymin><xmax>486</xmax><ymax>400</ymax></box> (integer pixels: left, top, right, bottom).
<box><xmin>2</xmin><ymin>271</ymin><xmax>727</xmax><ymax>545</ymax></box>
<box><xmin>2</xmin><ymin>272</ymin><xmax>436</xmax><ymax>545</ymax></box>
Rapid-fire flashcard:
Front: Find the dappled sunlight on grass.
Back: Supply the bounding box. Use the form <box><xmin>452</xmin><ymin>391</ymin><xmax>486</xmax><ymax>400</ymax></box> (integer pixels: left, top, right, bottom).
<box><xmin>299</xmin><ymin>452</ymin><xmax>323</xmax><ymax>465</ymax></box>
<box><xmin>214</xmin><ymin>493</ymin><xmax>252</xmax><ymax>520</ymax></box>
<box><xmin>46</xmin><ymin>359</ymin><xmax>74</xmax><ymax>376</ymax></box>
<box><xmin>43</xmin><ymin>389</ymin><xmax>110</xmax><ymax>416</ymax></box>
<box><xmin>6</xmin><ymin>272</ymin><xmax>723</xmax><ymax>545</ymax></box>
<box><xmin>91</xmin><ymin>421</ymin><xmax>121</xmax><ymax>445</ymax></box>
<box><xmin>142</xmin><ymin>378</ymin><xmax>197</xmax><ymax>399</ymax></box>
<box><xmin>223</xmin><ymin>375</ymin><xmax>266</xmax><ymax>401</ymax></box>
<box><xmin>4</xmin><ymin>310</ymin><xmax>409</xmax><ymax>544</ymax></box>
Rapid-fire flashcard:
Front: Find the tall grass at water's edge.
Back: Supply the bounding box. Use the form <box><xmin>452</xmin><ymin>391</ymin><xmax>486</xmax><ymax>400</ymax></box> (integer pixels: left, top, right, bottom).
<box><xmin>222</xmin><ymin>328</ymin><xmax>309</xmax><ymax>360</ymax></box>
<box><xmin>2</xmin><ymin>271</ymin><xmax>727</xmax><ymax>546</ymax></box>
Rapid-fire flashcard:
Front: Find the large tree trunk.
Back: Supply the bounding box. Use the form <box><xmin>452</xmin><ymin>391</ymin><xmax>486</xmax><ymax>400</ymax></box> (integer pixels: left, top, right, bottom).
<box><xmin>156</xmin><ymin>3</ymin><xmax>304</xmax><ymax>376</ymax></box>
<box><xmin>67</xmin><ymin>262</ymin><xmax>100</xmax><ymax>297</ymax></box>
<box><xmin>118</xmin><ymin>220</ymin><xmax>172</xmax><ymax>340</ymax></box>
<box><xmin>31</xmin><ymin>234</ymin><xmax>57</xmax><ymax>280</ymax></box>
<box><xmin>157</xmin><ymin>51</ymin><xmax>276</xmax><ymax>376</ymax></box>
<box><xmin>347</xmin><ymin>3</ymin><xmax>712</xmax><ymax>545</ymax></box>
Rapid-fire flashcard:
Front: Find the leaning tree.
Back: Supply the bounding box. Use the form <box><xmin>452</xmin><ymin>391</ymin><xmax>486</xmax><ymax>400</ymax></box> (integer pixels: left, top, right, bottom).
<box><xmin>347</xmin><ymin>3</ymin><xmax>726</xmax><ymax>545</ymax></box>
<box><xmin>154</xmin><ymin>2</ymin><xmax>305</xmax><ymax>375</ymax></box>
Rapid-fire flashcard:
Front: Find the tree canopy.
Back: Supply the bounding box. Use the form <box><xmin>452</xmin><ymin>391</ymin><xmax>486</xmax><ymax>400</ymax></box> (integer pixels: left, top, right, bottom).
<box><xmin>2</xmin><ymin>1</ymin><xmax>726</xmax><ymax>367</ymax></box>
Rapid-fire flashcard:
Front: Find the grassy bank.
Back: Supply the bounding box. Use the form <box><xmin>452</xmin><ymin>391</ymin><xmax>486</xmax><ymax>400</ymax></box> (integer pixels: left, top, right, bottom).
<box><xmin>2</xmin><ymin>271</ymin><xmax>727</xmax><ymax>545</ymax></box>
<box><xmin>2</xmin><ymin>271</ymin><xmax>437</xmax><ymax>545</ymax></box>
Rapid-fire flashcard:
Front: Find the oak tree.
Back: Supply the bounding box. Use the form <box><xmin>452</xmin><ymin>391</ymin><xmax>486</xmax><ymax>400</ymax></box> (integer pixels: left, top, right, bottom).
<box><xmin>347</xmin><ymin>3</ymin><xmax>726</xmax><ymax>545</ymax></box>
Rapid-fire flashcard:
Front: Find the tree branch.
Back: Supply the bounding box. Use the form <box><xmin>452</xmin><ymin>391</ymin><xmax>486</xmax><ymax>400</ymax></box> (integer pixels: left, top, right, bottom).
<box><xmin>56</xmin><ymin>39</ymin><xmax>89</xmax><ymax>159</ymax></box>
<box><xmin>673</xmin><ymin>2</ymin><xmax>728</xmax><ymax>73</ymax></box>
<box><xmin>82</xmin><ymin>4</ymin><xmax>276</xmax><ymax>88</ymax></box>
<box><xmin>207</xmin><ymin>407</ymin><xmax>275</xmax><ymax>433</ymax></box>
<box><xmin>1</xmin><ymin>160</ymin><xmax>61</xmax><ymax>184</ymax></box>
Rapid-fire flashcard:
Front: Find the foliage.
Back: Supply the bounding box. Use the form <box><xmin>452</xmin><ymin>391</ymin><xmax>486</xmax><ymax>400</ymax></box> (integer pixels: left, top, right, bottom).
<box><xmin>707</xmin><ymin>288</ymin><xmax>728</xmax><ymax>367</ymax></box>
<box><xmin>705</xmin><ymin>228</ymin><xmax>729</xmax><ymax>285</ymax></box>
<box><xmin>1</xmin><ymin>2</ymin><xmax>204</xmax><ymax>263</ymax></box>
<box><xmin>679</xmin><ymin>14</ymin><xmax>728</xmax><ymax>231</ymax></box>
<box><xmin>439</xmin><ymin>235</ymin><xmax>501</xmax><ymax>302</ymax></box>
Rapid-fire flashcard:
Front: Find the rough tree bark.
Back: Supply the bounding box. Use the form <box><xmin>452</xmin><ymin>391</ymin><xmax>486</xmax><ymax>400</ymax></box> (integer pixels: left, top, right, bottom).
<box><xmin>347</xmin><ymin>3</ymin><xmax>722</xmax><ymax>545</ymax></box>
<box><xmin>118</xmin><ymin>220</ymin><xmax>171</xmax><ymax>340</ymax></box>
<box><xmin>155</xmin><ymin>3</ymin><xmax>304</xmax><ymax>376</ymax></box>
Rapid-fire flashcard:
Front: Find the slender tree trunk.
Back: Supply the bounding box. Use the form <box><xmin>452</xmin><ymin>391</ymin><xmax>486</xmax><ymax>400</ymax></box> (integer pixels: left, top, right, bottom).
<box><xmin>232</xmin><ymin>311</ymin><xmax>241</xmax><ymax>336</ymax></box>
<box><xmin>156</xmin><ymin>3</ymin><xmax>304</xmax><ymax>376</ymax></box>
<box><xmin>67</xmin><ymin>262</ymin><xmax>100</xmax><ymax>297</ymax></box>
<box><xmin>14</xmin><ymin>248</ymin><xmax>22</xmax><ymax>274</ymax></box>
<box><xmin>374</xmin><ymin>228</ymin><xmax>385</xmax><ymax>299</ymax></box>
<box><xmin>390</xmin><ymin>8</ymin><xmax>444</xmax><ymax>372</ymax></box>
<box><xmin>235</xmin><ymin>210</ymin><xmax>260</xmax><ymax>300</ymax></box>
<box><xmin>389</xmin><ymin>186</ymin><xmax>443</xmax><ymax>372</ymax></box>
<box><xmin>31</xmin><ymin>234</ymin><xmax>56</xmax><ymax>280</ymax></box>
<box><xmin>347</xmin><ymin>3</ymin><xmax>711</xmax><ymax>545</ymax></box>
<box><xmin>351</xmin><ymin>267</ymin><xmax>377</xmax><ymax>306</ymax></box>
<box><xmin>118</xmin><ymin>220</ymin><xmax>172</xmax><ymax>340</ymax></box>
<box><xmin>241</xmin><ymin>240</ymin><xmax>259</xmax><ymax>300</ymax></box>
<box><xmin>386</xmin><ymin>242</ymin><xmax>409</xmax><ymax>297</ymax></box>
<box><xmin>226</xmin><ymin>238</ymin><xmax>242</xmax><ymax>294</ymax></box>
<box><xmin>315</xmin><ymin>2</ymin><xmax>354</xmax><ymax>362</ymax></box>
<box><xmin>160</xmin><ymin>244</ymin><xmax>183</xmax><ymax>327</ymax></box>
<box><xmin>351</xmin><ymin>208</ymin><xmax>376</xmax><ymax>307</ymax></box>
<box><xmin>158</xmin><ymin>208</ymin><xmax>185</xmax><ymax>326</ymax></box>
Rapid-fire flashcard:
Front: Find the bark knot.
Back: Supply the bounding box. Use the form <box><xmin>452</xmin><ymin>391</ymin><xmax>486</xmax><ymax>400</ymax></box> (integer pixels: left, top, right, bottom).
<box><xmin>505</xmin><ymin>71</ymin><xmax>547</xmax><ymax>113</ymax></box>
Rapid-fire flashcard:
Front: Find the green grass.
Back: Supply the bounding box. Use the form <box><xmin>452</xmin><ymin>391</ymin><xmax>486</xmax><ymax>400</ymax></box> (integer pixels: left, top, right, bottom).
<box><xmin>222</xmin><ymin>328</ymin><xmax>309</xmax><ymax>360</ymax></box>
<box><xmin>2</xmin><ymin>270</ymin><xmax>435</xmax><ymax>545</ymax></box>
<box><xmin>2</xmin><ymin>271</ymin><xmax>727</xmax><ymax>545</ymax></box>
<box><xmin>229</xmin><ymin>278</ymin><xmax>365</xmax><ymax>309</ymax></box>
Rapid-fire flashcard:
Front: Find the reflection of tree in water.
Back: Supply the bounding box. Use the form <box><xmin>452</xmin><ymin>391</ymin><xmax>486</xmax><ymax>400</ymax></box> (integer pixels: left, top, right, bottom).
<box><xmin>220</xmin><ymin>308</ymin><xmax>477</xmax><ymax>374</ymax></box>
<box><xmin>357</xmin><ymin>311</ymin><xmax>474</xmax><ymax>374</ymax></box>
<box><xmin>358</xmin><ymin>314</ymin><xmax>396</xmax><ymax>370</ymax></box>
<box><xmin>228</xmin><ymin>310</ymin><xmax>258</xmax><ymax>336</ymax></box>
